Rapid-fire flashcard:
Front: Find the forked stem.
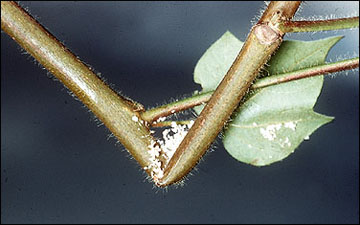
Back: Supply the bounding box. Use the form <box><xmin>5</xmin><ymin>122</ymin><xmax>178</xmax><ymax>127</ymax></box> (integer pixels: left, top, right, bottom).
<box><xmin>4</xmin><ymin>1</ymin><xmax>357</xmax><ymax>188</ymax></box>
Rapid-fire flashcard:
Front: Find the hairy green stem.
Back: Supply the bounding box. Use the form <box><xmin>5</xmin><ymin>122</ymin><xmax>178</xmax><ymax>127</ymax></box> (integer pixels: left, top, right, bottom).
<box><xmin>157</xmin><ymin>1</ymin><xmax>302</xmax><ymax>187</ymax></box>
<box><xmin>143</xmin><ymin>57</ymin><xmax>359</xmax><ymax>124</ymax></box>
<box><xmin>253</xmin><ymin>57</ymin><xmax>359</xmax><ymax>88</ymax></box>
<box><xmin>1</xmin><ymin>1</ymin><xmax>156</xmax><ymax>172</ymax></box>
<box><xmin>279</xmin><ymin>17</ymin><xmax>359</xmax><ymax>33</ymax></box>
<box><xmin>141</xmin><ymin>91</ymin><xmax>213</xmax><ymax>123</ymax></box>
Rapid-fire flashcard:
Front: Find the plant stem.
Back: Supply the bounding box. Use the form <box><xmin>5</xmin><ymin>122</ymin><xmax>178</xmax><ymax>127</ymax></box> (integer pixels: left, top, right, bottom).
<box><xmin>141</xmin><ymin>91</ymin><xmax>213</xmax><ymax>123</ymax></box>
<box><xmin>157</xmin><ymin>1</ymin><xmax>302</xmax><ymax>187</ymax></box>
<box><xmin>253</xmin><ymin>57</ymin><xmax>359</xmax><ymax>88</ymax></box>
<box><xmin>1</xmin><ymin>1</ymin><xmax>156</xmax><ymax>172</ymax></box>
<box><xmin>279</xmin><ymin>17</ymin><xmax>359</xmax><ymax>33</ymax></box>
<box><xmin>143</xmin><ymin>57</ymin><xmax>359</xmax><ymax>124</ymax></box>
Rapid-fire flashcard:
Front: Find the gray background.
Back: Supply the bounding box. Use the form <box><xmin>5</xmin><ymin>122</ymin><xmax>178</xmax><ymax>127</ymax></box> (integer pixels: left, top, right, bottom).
<box><xmin>1</xmin><ymin>1</ymin><xmax>359</xmax><ymax>224</ymax></box>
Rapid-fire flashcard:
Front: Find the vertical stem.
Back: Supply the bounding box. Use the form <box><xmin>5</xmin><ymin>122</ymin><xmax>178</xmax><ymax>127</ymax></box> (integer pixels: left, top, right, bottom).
<box><xmin>1</xmin><ymin>1</ymin><xmax>155</xmax><ymax>171</ymax></box>
<box><xmin>158</xmin><ymin>1</ymin><xmax>302</xmax><ymax>186</ymax></box>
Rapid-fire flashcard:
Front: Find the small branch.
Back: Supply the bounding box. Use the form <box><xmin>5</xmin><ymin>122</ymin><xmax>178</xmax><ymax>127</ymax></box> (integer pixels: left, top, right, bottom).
<box><xmin>1</xmin><ymin>1</ymin><xmax>156</xmax><ymax>172</ymax></box>
<box><xmin>279</xmin><ymin>17</ymin><xmax>359</xmax><ymax>33</ymax></box>
<box><xmin>252</xmin><ymin>57</ymin><xmax>359</xmax><ymax>89</ymax></box>
<box><xmin>141</xmin><ymin>91</ymin><xmax>212</xmax><ymax>123</ymax></box>
<box><xmin>143</xmin><ymin>57</ymin><xmax>359</xmax><ymax>123</ymax></box>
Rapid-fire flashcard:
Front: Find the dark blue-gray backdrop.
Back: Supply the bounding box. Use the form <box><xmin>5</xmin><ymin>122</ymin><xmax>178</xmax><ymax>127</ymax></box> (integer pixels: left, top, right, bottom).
<box><xmin>1</xmin><ymin>1</ymin><xmax>359</xmax><ymax>224</ymax></box>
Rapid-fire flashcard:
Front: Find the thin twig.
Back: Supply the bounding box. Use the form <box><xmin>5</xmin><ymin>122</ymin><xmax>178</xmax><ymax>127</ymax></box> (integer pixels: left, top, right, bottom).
<box><xmin>143</xmin><ymin>57</ymin><xmax>359</xmax><ymax>124</ymax></box>
<box><xmin>141</xmin><ymin>91</ymin><xmax>212</xmax><ymax>123</ymax></box>
<box><xmin>252</xmin><ymin>57</ymin><xmax>359</xmax><ymax>88</ymax></box>
<box><xmin>279</xmin><ymin>17</ymin><xmax>359</xmax><ymax>33</ymax></box>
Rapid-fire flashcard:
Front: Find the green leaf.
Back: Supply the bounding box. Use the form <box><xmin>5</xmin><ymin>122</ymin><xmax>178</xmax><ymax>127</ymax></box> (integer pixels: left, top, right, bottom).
<box><xmin>194</xmin><ymin>31</ymin><xmax>244</xmax><ymax>93</ymax></box>
<box><xmin>193</xmin><ymin>31</ymin><xmax>341</xmax><ymax>166</ymax></box>
<box><xmin>223</xmin><ymin>110</ymin><xmax>333</xmax><ymax>166</ymax></box>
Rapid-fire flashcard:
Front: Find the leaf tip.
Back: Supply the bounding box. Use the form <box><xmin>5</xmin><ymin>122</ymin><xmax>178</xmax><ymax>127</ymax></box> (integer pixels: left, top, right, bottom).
<box><xmin>323</xmin><ymin>115</ymin><xmax>335</xmax><ymax>124</ymax></box>
<box><xmin>326</xmin><ymin>35</ymin><xmax>345</xmax><ymax>46</ymax></box>
<box><xmin>223</xmin><ymin>30</ymin><xmax>233</xmax><ymax>36</ymax></box>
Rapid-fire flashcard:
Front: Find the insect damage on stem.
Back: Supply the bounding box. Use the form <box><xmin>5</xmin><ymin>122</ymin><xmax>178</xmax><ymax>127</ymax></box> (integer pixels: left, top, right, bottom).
<box><xmin>145</xmin><ymin>121</ymin><xmax>195</xmax><ymax>183</ymax></box>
